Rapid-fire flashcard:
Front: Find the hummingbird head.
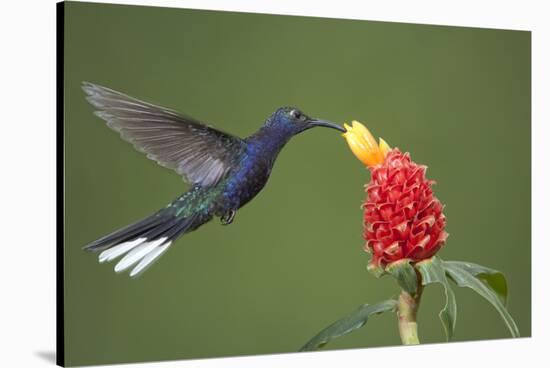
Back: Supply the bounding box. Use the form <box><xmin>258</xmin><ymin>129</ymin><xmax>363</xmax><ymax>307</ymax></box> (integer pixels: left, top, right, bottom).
<box><xmin>266</xmin><ymin>107</ymin><xmax>345</xmax><ymax>136</ymax></box>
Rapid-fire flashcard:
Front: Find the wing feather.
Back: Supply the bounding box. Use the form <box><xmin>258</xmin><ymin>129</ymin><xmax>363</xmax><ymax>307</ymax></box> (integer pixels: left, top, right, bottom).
<box><xmin>82</xmin><ymin>82</ymin><xmax>246</xmax><ymax>187</ymax></box>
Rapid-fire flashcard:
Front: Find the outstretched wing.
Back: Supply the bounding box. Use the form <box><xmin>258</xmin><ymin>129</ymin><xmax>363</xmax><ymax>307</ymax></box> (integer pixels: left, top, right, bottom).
<box><xmin>82</xmin><ymin>82</ymin><xmax>246</xmax><ymax>187</ymax></box>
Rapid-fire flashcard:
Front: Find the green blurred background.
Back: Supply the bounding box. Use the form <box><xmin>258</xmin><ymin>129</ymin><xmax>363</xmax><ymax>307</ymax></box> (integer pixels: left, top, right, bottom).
<box><xmin>63</xmin><ymin>2</ymin><xmax>531</xmax><ymax>366</ymax></box>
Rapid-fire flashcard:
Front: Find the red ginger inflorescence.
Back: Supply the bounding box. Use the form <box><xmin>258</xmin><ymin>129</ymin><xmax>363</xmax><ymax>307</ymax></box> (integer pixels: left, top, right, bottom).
<box><xmin>363</xmin><ymin>149</ymin><xmax>448</xmax><ymax>270</ymax></box>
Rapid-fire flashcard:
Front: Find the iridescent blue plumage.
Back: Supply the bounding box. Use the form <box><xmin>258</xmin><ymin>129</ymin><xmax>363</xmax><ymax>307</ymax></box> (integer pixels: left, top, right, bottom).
<box><xmin>82</xmin><ymin>83</ymin><xmax>344</xmax><ymax>277</ymax></box>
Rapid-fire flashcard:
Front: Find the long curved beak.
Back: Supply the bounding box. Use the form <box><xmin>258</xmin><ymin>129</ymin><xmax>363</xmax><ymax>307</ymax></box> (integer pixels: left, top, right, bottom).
<box><xmin>307</xmin><ymin>119</ymin><xmax>346</xmax><ymax>132</ymax></box>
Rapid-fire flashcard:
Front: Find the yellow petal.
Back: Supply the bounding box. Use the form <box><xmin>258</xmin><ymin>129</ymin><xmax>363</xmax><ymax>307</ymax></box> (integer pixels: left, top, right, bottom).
<box><xmin>342</xmin><ymin>121</ymin><xmax>391</xmax><ymax>168</ymax></box>
<box><xmin>352</xmin><ymin>120</ymin><xmax>377</xmax><ymax>151</ymax></box>
<box><xmin>345</xmin><ymin>135</ymin><xmax>371</xmax><ymax>166</ymax></box>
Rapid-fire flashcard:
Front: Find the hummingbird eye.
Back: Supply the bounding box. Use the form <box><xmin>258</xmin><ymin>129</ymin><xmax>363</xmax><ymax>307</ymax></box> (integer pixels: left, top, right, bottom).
<box><xmin>289</xmin><ymin>109</ymin><xmax>305</xmax><ymax>121</ymax></box>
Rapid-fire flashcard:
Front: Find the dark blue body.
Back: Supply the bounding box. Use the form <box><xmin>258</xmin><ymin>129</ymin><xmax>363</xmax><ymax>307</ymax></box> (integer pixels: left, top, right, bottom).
<box><xmin>215</xmin><ymin>124</ymin><xmax>293</xmax><ymax>216</ymax></box>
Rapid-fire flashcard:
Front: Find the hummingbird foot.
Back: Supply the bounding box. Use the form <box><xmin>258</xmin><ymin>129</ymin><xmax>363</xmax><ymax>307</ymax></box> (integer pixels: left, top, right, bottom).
<box><xmin>220</xmin><ymin>209</ymin><xmax>236</xmax><ymax>225</ymax></box>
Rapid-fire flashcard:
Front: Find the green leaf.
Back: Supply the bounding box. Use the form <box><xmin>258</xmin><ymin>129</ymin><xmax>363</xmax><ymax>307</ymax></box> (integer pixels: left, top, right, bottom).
<box><xmin>386</xmin><ymin>259</ymin><xmax>418</xmax><ymax>295</ymax></box>
<box><xmin>443</xmin><ymin>261</ymin><xmax>520</xmax><ymax>338</ymax></box>
<box><xmin>300</xmin><ymin>300</ymin><xmax>397</xmax><ymax>351</ymax></box>
<box><xmin>443</xmin><ymin>260</ymin><xmax>508</xmax><ymax>305</ymax></box>
<box><xmin>416</xmin><ymin>257</ymin><xmax>457</xmax><ymax>341</ymax></box>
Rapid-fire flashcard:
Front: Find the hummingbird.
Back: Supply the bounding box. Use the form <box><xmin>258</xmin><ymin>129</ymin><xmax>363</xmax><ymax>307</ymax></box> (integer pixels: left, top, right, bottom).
<box><xmin>82</xmin><ymin>82</ymin><xmax>345</xmax><ymax>277</ymax></box>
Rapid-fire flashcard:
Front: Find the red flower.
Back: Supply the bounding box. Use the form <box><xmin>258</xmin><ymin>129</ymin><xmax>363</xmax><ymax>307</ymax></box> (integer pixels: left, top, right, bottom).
<box><xmin>363</xmin><ymin>149</ymin><xmax>448</xmax><ymax>269</ymax></box>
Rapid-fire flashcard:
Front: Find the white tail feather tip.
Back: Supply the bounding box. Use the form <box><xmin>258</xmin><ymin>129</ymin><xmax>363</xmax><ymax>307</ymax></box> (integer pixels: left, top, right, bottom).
<box><xmin>129</xmin><ymin>241</ymin><xmax>172</xmax><ymax>277</ymax></box>
<box><xmin>98</xmin><ymin>238</ymin><xmax>146</xmax><ymax>263</ymax></box>
<box><xmin>114</xmin><ymin>237</ymin><xmax>167</xmax><ymax>273</ymax></box>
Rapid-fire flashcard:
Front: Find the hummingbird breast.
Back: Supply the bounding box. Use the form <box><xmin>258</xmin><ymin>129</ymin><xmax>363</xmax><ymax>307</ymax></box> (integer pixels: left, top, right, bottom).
<box><xmin>217</xmin><ymin>148</ymin><xmax>274</xmax><ymax>214</ymax></box>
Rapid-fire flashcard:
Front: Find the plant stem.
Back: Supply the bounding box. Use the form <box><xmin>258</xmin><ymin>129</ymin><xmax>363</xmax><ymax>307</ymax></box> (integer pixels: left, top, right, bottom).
<box><xmin>397</xmin><ymin>285</ymin><xmax>423</xmax><ymax>345</ymax></box>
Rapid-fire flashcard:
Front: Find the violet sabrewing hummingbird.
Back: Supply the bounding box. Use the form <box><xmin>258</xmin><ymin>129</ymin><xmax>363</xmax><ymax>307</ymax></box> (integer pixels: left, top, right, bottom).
<box><xmin>82</xmin><ymin>82</ymin><xmax>345</xmax><ymax>277</ymax></box>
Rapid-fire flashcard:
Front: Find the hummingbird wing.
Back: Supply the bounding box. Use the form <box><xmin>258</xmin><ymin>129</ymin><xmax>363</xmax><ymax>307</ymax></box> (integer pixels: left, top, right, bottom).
<box><xmin>82</xmin><ymin>82</ymin><xmax>246</xmax><ymax>187</ymax></box>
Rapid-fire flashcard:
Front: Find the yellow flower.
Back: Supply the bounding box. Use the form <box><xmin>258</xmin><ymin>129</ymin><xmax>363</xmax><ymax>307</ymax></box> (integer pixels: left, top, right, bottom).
<box><xmin>342</xmin><ymin>120</ymin><xmax>391</xmax><ymax>168</ymax></box>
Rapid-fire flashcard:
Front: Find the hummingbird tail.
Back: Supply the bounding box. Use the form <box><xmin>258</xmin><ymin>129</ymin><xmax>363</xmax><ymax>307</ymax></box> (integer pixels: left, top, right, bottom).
<box><xmin>83</xmin><ymin>208</ymin><xmax>210</xmax><ymax>277</ymax></box>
